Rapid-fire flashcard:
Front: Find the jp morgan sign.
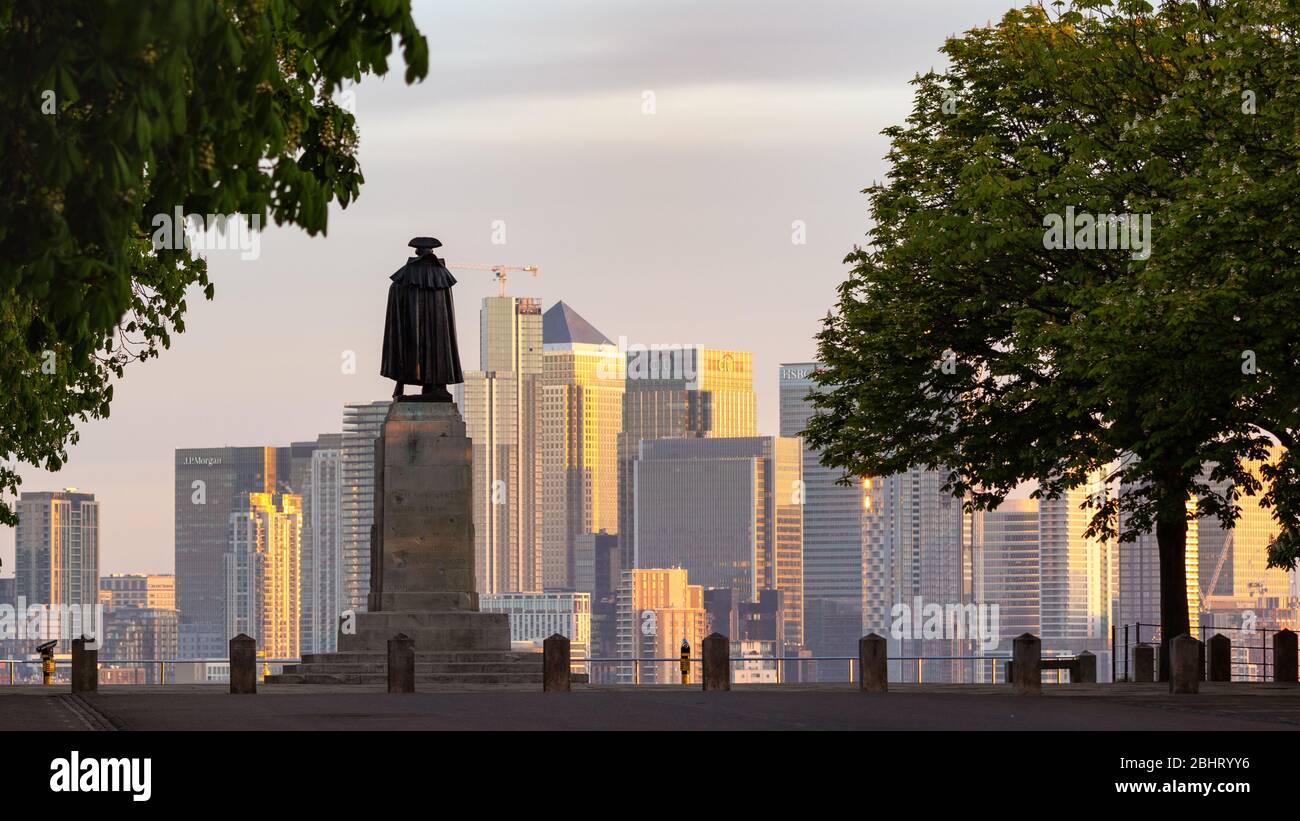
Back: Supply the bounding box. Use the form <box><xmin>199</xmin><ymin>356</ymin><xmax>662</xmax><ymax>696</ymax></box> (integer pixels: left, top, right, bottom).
<box><xmin>182</xmin><ymin>456</ymin><xmax>223</xmax><ymax>466</ymax></box>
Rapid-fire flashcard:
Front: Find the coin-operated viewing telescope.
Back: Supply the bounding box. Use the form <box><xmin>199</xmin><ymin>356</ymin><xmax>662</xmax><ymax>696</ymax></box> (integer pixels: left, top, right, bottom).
<box><xmin>36</xmin><ymin>640</ymin><xmax>57</xmax><ymax>685</ymax></box>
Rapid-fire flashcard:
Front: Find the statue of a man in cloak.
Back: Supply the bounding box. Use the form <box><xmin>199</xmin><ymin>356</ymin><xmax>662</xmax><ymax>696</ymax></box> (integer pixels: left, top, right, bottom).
<box><xmin>381</xmin><ymin>237</ymin><xmax>464</xmax><ymax>401</ymax></box>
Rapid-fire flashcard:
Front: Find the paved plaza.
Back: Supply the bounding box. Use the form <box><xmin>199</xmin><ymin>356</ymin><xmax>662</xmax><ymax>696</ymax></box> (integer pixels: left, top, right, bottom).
<box><xmin>1</xmin><ymin>682</ymin><xmax>1298</xmax><ymax>731</ymax></box>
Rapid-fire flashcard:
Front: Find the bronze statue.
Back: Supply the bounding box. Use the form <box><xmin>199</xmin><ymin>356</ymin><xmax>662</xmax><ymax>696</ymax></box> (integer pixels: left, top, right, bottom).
<box><xmin>381</xmin><ymin>237</ymin><xmax>464</xmax><ymax>401</ymax></box>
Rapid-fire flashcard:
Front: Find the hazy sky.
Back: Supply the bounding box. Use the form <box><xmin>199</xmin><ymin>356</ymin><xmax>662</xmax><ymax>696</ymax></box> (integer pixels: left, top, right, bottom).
<box><xmin>3</xmin><ymin>0</ymin><xmax>1020</xmax><ymax>575</ymax></box>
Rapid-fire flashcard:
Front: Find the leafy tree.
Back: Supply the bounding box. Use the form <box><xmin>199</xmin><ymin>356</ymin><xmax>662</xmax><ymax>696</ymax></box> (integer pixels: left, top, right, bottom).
<box><xmin>805</xmin><ymin>0</ymin><xmax>1300</xmax><ymax>677</ymax></box>
<box><xmin>0</xmin><ymin>0</ymin><xmax>427</xmax><ymax>525</ymax></box>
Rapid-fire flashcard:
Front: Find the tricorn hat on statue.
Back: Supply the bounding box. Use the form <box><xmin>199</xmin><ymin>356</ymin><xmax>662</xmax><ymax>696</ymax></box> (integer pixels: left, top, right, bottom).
<box><xmin>408</xmin><ymin>236</ymin><xmax>442</xmax><ymax>254</ymax></box>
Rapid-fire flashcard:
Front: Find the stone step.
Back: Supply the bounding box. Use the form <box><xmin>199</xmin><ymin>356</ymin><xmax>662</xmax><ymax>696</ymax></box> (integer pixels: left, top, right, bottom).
<box><xmin>350</xmin><ymin>610</ymin><xmax>510</xmax><ymax>627</ymax></box>
<box><xmin>301</xmin><ymin>651</ymin><xmax>542</xmax><ymax>665</ymax></box>
<box><xmin>283</xmin><ymin>661</ymin><xmax>543</xmax><ymax>675</ymax></box>
<box><xmin>266</xmin><ymin>671</ymin><xmax>549</xmax><ymax>685</ymax></box>
<box><xmin>340</xmin><ymin>626</ymin><xmax>511</xmax><ymax>653</ymax></box>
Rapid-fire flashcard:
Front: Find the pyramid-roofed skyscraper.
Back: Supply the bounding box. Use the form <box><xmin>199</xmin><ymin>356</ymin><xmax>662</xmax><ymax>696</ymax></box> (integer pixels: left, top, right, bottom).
<box><xmin>543</xmin><ymin>300</ymin><xmax>614</xmax><ymax>347</ymax></box>
<box><xmin>541</xmin><ymin>302</ymin><xmax>623</xmax><ymax>607</ymax></box>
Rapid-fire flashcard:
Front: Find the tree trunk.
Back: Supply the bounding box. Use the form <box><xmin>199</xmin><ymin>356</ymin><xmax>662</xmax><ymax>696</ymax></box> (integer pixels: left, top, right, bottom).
<box><xmin>1155</xmin><ymin>505</ymin><xmax>1191</xmax><ymax>682</ymax></box>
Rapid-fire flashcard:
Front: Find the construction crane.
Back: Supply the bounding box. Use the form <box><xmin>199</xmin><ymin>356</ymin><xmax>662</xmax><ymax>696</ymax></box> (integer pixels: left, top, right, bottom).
<box><xmin>1199</xmin><ymin>529</ymin><xmax>1234</xmax><ymax>610</ymax></box>
<box><xmin>446</xmin><ymin>262</ymin><xmax>540</xmax><ymax>297</ymax></box>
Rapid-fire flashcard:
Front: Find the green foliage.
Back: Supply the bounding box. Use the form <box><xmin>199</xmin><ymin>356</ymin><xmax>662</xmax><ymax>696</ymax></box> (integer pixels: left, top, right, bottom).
<box><xmin>807</xmin><ymin>0</ymin><xmax>1300</xmax><ymax>574</ymax></box>
<box><xmin>0</xmin><ymin>1</ymin><xmax>428</xmax><ymax>525</ymax></box>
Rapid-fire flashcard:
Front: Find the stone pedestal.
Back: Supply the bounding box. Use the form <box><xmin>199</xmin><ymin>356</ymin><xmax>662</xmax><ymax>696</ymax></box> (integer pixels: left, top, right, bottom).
<box><xmin>340</xmin><ymin>401</ymin><xmax>511</xmax><ymax>653</ymax></box>
<box><xmin>269</xmin><ymin>401</ymin><xmax>543</xmax><ymax>686</ymax></box>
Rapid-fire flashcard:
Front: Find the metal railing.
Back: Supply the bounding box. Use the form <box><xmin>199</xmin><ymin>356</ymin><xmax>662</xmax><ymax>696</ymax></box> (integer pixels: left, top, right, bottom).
<box><xmin>1112</xmin><ymin>622</ymin><xmax>1281</xmax><ymax>682</ymax></box>
<box><xmin>0</xmin><ymin>651</ymin><xmax>1139</xmax><ymax>686</ymax></box>
<box><xmin>579</xmin><ymin>655</ymin><xmax>1086</xmax><ymax>686</ymax></box>
<box><xmin>0</xmin><ymin>658</ymin><xmax>300</xmax><ymax>686</ymax></box>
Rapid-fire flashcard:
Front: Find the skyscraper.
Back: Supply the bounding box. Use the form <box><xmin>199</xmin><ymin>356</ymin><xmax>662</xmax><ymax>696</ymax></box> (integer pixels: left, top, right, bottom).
<box><xmin>101</xmin><ymin>574</ymin><xmax>176</xmax><ymax>610</ymax></box>
<box><xmin>615</xmin><ymin>568</ymin><xmax>707</xmax><ymax>684</ymax></box>
<box><xmin>633</xmin><ymin>436</ymin><xmax>804</xmax><ymax>650</ymax></box>
<box><xmin>971</xmin><ymin>499</ymin><xmax>1041</xmax><ymax>649</ymax></box>
<box><xmin>100</xmin><ymin>574</ymin><xmax>179</xmax><ymax>684</ymax></box>
<box><xmin>1039</xmin><ymin>479</ymin><xmax>1112</xmax><ymax>653</ymax></box>
<box><xmin>480</xmin><ymin>591</ymin><xmax>592</xmax><ymax>669</ymax></box>
<box><xmin>862</xmin><ymin>468</ymin><xmax>970</xmax><ymax>681</ymax></box>
<box><xmin>463</xmin><ymin>295</ymin><xmax>543</xmax><ymax>594</ymax></box>
<box><xmin>618</xmin><ymin>346</ymin><xmax>757</xmax><ymax>573</ymax></box>
<box><xmin>341</xmin><ymin>401</ymin><xmax>389</xmax><ymax>613</ymax></box>
<box><xmin>296</xmin><ymin>434</ymin><xmax>343</xmax><ymax>654</ymax></box>
<box><xmin>1116</xmin><ymin>494</ymin><xmax>1200</xmax><ymax>631</ymax></box>
<box><xmin>970</xmin><ymin>485</ymin><xmax>1113</xmax><ymax>674</ymax></box>
<box><xmin>1199</xmin><ymin>446</ymin><xmax>1294</xmax><ymax>611</ymax></box>
<box><xmin>225</xmin><ymin>492</ymin><xmax>301</xmax><ymax>660</ymax></box>
<box><xmin>779</xmin><ymin>362</ymin><xmax>868</xmax><ymax>662</ymax></box>
<box><xmin>15</xmin><ymin>489</ymin><xmax>100</xmax><ymax>641</ymax></box>
<box><xmin>541</xmin><ymin>302</ymin><xmax>623</xmax><ymax>590</ymax></box>
<box><xmin>175</xmin><ymin>446</ymin><xmax>282</xmax><ymax>658</ymax></box>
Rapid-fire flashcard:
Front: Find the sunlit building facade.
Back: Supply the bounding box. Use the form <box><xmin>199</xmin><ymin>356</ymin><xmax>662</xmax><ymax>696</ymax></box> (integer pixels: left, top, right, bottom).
<box><xmin>298</xmin><ymin>436</ymin><xmax>343</xmax><ymax>653</ymax></box>
<box><xmin>615</xmin><ymin>568</ymin><xmax>707</xmax><ymax>684</ymax></box>
<box><xmin>176</xmin><ymin>446</ymin><xmax>283</xmax><ymax>658</ymax></box>
<box><xmin>971</xmin><ymin>499</ymin><xmax>1041</xmax><ymax>647</ymax></box>
<box><xmin>464</xmin><ymin>295</ymin><xmax>544</xmax><ymax>594</ymax></box>
<box><xmin>541</xmin><ymin>302</ymin><xmax>623</xmax><ymax>590</ymax></box>
<box><xmin>1039</xmin><ymin>478</ymin><xmax>1112</xmax><ymax>653</ymax></box>
<box><xmin>224</xmin><ymin>492</ymin><xmax>301</xmax><ymax>659</ymax></box>
<box><xmin>618</xmin><ymin>347</ymin><xmax>757</xmax><ymax>574</ymax></box>
<box><xmin>15</xmin><ymin>489</ymin><xmax>100</xmax><ymax>644</ymax></box>
<box><xmin>1199</xmin><ymin>446</ymin><xmax>1295</xmax><ymax>611</ymax></box>
<box><xmin>100</xmin><ymin>574</ymin><xmax>175</xmax><ymax>610</ymax></box>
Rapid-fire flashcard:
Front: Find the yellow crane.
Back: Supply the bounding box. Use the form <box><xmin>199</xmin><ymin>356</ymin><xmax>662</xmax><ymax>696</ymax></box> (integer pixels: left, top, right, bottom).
<box><xmin>1199</xmin><ymin>529</ymin><xmax>1234</xmax><ymax>610</ymax></box>
<box><xmin>446</xmin><ymin>262</ymin><xmax>540</xmax><ymax>297</ymax></box>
